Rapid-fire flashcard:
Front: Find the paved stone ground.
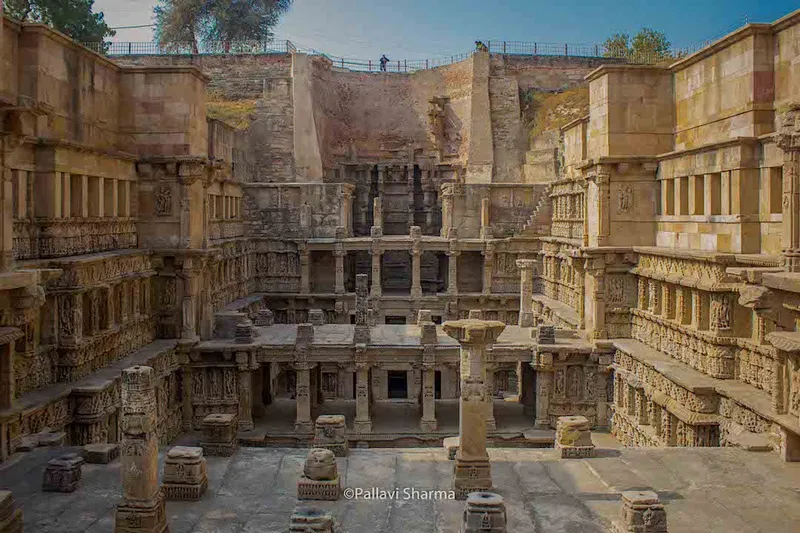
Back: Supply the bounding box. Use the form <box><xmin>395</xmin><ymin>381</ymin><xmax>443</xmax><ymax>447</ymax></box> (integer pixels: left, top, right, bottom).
<box><xmin>2</xmin><ymin>434</ymin><xmax>800</xmax><ymax>532</ymax></box>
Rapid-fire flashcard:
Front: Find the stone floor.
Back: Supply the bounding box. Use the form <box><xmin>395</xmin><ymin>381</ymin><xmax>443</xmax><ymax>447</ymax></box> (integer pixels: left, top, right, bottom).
<box><xmin>2</xmin><ymin>435</ymin><xmax>800</xmax><ymax>532</ymax></box>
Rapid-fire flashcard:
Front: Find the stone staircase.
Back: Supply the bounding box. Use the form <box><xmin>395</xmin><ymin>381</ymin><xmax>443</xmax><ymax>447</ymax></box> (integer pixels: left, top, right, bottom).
<box><xmin>516</xmin><ymin>183</ymin><xmax>553</xmax><ymax>237</ymax></box>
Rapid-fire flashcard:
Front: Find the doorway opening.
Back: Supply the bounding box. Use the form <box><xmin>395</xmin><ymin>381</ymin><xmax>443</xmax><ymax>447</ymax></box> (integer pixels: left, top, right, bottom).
<box><xmin>388</xmin><ymin>371</ymin><xmax>408</xmax><ymax>399</ymax></box>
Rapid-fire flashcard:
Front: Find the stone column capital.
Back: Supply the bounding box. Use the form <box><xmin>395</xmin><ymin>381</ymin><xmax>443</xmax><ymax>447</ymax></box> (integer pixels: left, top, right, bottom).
<box><xmin>442</xmin><ymin>319</ymin><xmax>506</xmax><ymax>347</ymax></box>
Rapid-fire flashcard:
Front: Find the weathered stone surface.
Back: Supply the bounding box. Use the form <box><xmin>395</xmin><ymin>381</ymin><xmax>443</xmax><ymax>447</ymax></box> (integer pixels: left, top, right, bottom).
<box><xmin>303</xmin><ymin>448</ymin><xmax>338</xmax><ymax>481</ymax></box>
<box><xmin>289</xmin><ymin>507</ymin><xmax>335</xmax><ymax>532</ymax></box>
<box><xmin>83</xmin><ymin>443</ymin><xmax>119</xmax><ymax>464</ymax></box>
<box><xmin>615</xmin><ymin>491</ymin><xmax>668</xmax><ymax>533</ymax></box>
<box><xmin>444</xmin><ymin>319</ymin><xmax>505</xmax><ymax>499</ymax></box>
<box><xmin>114</xmin><ymin>365</ymin><xmax>169</xmax><ymax>533</ymax></box>
<box><xmin>201</xmin><ymin>413</ymin><xmax>239</xmax><ymax>457</ymax></box>
<box><xmin>163</xmin><ymin>446</ymin><xmax>208</xmax><ymax>501</ymax></box>
<box><xmin>298</xmin><ymin>448</ymin><xmax>340</xmax><ymax>501</ymax></box>
<box><xmin>443</xmin><ymin>436</ymin><xmax>460</xmax><ymax>460</ymax></box>
<box><xmin>308</xmin><ymin>309</ymin><xmax>325</xmax><ymax>326</ymax></box>
<box><xmin>462</xmin><ymin>492</ymin><xmax>507</xmax><ymax>533</ymax></box>
<box><xmin>313</xmin><ymin>415</ymin><xmax>348</xmax><ymax>457</ymax></box>
<box><xmin>43</xmin><ymin>453</ymin><xmax>84</xmax><ymax>492</ymax></box>
<box><xmin>0</xmin><ymin>491</ymin><xmax>23</xmax><ymax>533</ymax></box>
<box><xmin>556</xmin><ymin>416</ymin><xmax>595</xmax><ymax>458</ymax></box>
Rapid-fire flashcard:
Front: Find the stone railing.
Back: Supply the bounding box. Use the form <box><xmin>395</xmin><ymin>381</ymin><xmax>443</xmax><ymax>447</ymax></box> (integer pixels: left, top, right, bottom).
<box><xmin>13</xmin><ymin>218</ymin><xmax>137</xmax><ymax>260</ymax></box>
<box><xmin>209</xmin><ymin>219</ymin><xmax>244</xmax><ymax>241</ymax></box>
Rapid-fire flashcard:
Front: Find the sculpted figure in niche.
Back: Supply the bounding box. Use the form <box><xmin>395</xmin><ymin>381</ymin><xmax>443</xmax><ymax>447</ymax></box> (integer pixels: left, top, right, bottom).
<box><xmin>154</xmin><ymin>184</ymin><xmax>172</xmax><ymax>216</ymax></box>
<box><xmin>617</xmin><ymin>185</ymin><xmax>633</xmax><ymax>213</ymax></box>
<box><xmin>566</xmin><ymin>366</ymin><xmax>583</xmax><ymax>400</ymax></box>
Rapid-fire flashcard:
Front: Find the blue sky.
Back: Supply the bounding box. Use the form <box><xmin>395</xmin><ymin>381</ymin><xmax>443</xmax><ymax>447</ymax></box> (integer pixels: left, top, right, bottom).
<box><xmin>93</xmin><ymin>0</ymin><xmax>799</xmax><ymax>60</ymax></box>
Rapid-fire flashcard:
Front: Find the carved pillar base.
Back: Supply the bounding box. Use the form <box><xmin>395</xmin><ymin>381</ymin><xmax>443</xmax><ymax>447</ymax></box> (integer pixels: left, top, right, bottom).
<box><xmin>114</xmin><ymin>493</ymin><xmax>169</xmax><ymax>533</ymax></box>
<box><xmin>420</xmin><ymin>418</ymin><xmax>437</xmax><ymax>432</ymax></box>
<box><xmin>453</xmin><ymin>457</ymin><xmax>492</xmax><ymax>500</ymax></box>
<box><xmin>353</xmin><ymin>420</ymin><xmax>372</xmax><ymax>434</ymax></box>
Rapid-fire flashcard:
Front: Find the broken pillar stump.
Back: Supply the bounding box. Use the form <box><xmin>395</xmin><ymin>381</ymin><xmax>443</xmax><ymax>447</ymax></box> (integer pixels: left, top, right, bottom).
<box><xmin>461</xmin><ymin>492</ymin><xmax>507</xmax><ymax>533</ymax></box>
<box><xmin>0</xmin><ymin>490</ymin><xmax>23</xmax><ymax>533</ymax></box>
<box><xmin>615</xmin><ymin>490</ymin><xmax>668</xmax><ymax>533</ymax></box>
<box><xmin>555</xmin><ymin>415</ymin><xmax>595</xmax><ymax>458</ymax></box>
<box><xmin>313</xmin><ymin>415</ymin><xmax>348</xmax><ymax>457</ymax></box>
<box><xmin>42</xmin><ymin>453</ymin><xmax>84</xmax><ymax>492</ymax></box>
<box><xmin>289</xmin><ymin>507</ymin><xmax>335</xmax><ymax>532</ymax></box>
<box><xmin>297</xmin><ymin>448</ymin><xmax>340</xmax><ymax>501</ymax></box>
<box><xmin>201</xmin><ymin>413</ymin><xmax>238</xmax><ymax>457</ymax></box>
<box><xmin>162</xmin><ymin>446</ymin><xmax>208</xmax><ymax>501</ymax></box>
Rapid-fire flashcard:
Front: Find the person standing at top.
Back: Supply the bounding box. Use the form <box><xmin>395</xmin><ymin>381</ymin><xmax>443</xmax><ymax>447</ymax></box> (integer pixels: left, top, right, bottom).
<box><xmin>379</xmin><ymin>54</ymin><xmax>390</xmax><ymax>72</ymax></box>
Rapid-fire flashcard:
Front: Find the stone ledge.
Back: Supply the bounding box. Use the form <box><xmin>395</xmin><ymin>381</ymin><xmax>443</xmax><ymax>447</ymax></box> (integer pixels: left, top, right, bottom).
<box><xmin>613</xmin><ymin>338</ymin><xmax>800</xmax><ymax>437</ymax></box>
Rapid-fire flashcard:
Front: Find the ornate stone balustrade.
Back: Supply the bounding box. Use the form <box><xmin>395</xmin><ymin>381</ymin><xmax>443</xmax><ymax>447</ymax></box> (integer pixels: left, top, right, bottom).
<box><xmin>209</xmin><ymin>219</ymin><xmax>244</xmax><ymax>241</ymax></box>
<box><xmin>631</xmin><ymin>311</ymin><xmax>737</xmax><ymax>379</ymax></box>
<box><xmin>13</xmin><ymin>218</ymin><xmax>137</xmax><ymax>260</ymax></box>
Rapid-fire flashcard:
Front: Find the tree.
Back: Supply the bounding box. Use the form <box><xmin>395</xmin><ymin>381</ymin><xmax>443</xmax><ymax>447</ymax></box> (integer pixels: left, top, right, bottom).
<box><xmin>630</xmin><ymin>28</ymin><xmax>671</xmax><ymax>61</ymax></box>
<box><xmin>603</xmin><ymin>32</ymin><xmax>630</xmax><ymax>59</ymax></box>
<box><xmin>603</xmin><ymin>27</ymin><xmax>671</xmax><ymax>63</ymax></box>
<box><xmin>154</xmin><ymin>0</ymin><xmax>293</xmax><ymax>52</ymax></box>
<box><xmin>3</xmin><ymin>0</ymin><xmax>114</xmax><ymax>43</ymax></box>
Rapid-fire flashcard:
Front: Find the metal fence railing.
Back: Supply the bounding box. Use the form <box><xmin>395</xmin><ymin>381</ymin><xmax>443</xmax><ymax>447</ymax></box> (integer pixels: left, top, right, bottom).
<box><xmin>82</xmin><ymin>25</ymin><xmax>747</xmax><ymax>72</ymax></box>
<box><xmin>83</xmin><ymin>39</ymin><xmax>296</xmax><ymax>56</ymax></box>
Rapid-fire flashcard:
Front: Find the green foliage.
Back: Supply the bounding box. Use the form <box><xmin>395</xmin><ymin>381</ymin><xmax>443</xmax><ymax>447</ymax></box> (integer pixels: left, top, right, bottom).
<box><xmin>603</xmin><ymin>27</ymin><xmax>671</xmax><ymax>63</ymax></box>
<box><xmin>154</xmin><ymin>0</ymin><xmax>293</xmax><ymax>50</ymax></box>
<box><xmin>4</xmin><ymin>0</ymin><xmax>115</xmax><ymax>43</ymax></box>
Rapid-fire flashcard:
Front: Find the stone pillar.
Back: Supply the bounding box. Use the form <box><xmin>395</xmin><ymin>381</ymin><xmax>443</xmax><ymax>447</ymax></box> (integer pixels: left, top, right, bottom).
<box><xmin>479</xmin><ymin>197</ymin><xmax>492</xmax><ymax>239</ymax></box>
<box><xmin>370</xmin><ymin>248</ymin><xmax>382</xmax><ymax>298</ymax></box>
<box><xmin>420</xmin><ymin>364</ymin><xmax>437</xmax><ymax>431</ymax></box>
<box><xmin>481</xmin><ymin>248</ymin><xmax>495</xmax><ymax>297</ymax></box>
<box><xmin>420</xmin><ymin>317</ymin><xmax>438</xmax><ymax>431</ymax></box>
<box><xmin>484</xmin><ymin>363</ymin><xmax>496</xmax><ymax>430</ymax></box>
<box><xmin>103</xmin><ymin>285</ymin><xmax>115</xmax><ymax>330</ymax></box>
<box><xmin>0</xmin><ymin>140</ymin><xmax>13</xmax><ymax>273</ymax></box>
<box><xmin>334</xmin><ymin>247</ymin><xmax>345</xmax><ymax>295</ymax></box>
<box><xmin>300</xmin><ymin>245</ymin><xmax>310</xmax><ymax>294</ymax></box>
<box><xmin>778</xmin><ymin>113</ymin><xmax>800</xmax><ymax>272</ymax></box>
<box><xmin>516</xmin><ymin>259</ymin><xmax>536</xmax><ymax>327</ymax></box>
<box><xmin>372</xmin><ymin>195</ymin><xmax>383</xmax><ymax>237</ymax></box>
<box><xmin>447</xmin><ymin>249</ymin><xmax>460</xmax><ymax>296</ymax></box>
<box><xmin>354</xmin><ymin>274</ymin><xmax>370</xmax><ymax>344</ymax></box>
<box><xmin>294</xmin><ymin>324</ymin><xmax>314</xmax><ymax>434</ymax></box>
<box><xmin>586</xmin><ymin>256</ymin><xmax>607</xmax><ymax>340</ymax></box>
<box><xmin>236</xmin><ymin>352</ymin><xmax>254</xmax><ymax>431</ymax></box>
<box><xmin>533</xmin><ymin>352</ymin><xmax>554</xmax><ymax>428</ymax></box>
<box><xmin>410</xmin><ymin>249</ymin><xmax>422</xmax><ymax>299</ymax></box>
<box><xmin>354</xmin><ymin>344</ymin><xmax>372</xmax><ymax>433</ymax></box>
<box><xmin>443</xmin><ymin>318</ymin><xmax>506</xmax><ymax>499</ymax></box>
<box><xmin>295</xmin><ymin>364</ymin><xmax>312</xmax><ymax>434</ymax></box>
<box><xmin>114</xmin><ymin>366</ymin><xmax>168</xmax><ymax>533</ymax></box>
